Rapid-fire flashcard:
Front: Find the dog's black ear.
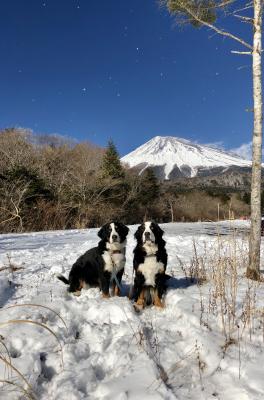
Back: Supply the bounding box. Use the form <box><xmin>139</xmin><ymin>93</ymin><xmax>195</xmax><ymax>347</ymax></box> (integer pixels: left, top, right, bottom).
<box><xmin>153</xmin><ymin>222</ymin><xmax>164</xmax><ymax>238</ymax></box>
<box><xmin>98</xmin><ymin>224</ymin><xmax>108</xmax><ymax>239</ymax></box>
<box><xmin>115</xmin><ymin>222</ymin><xmax>129</xmax><ymax>242</ymax></box>
<box><xmin>134</xmin><ymin>224</ymin><xmax>143</xmax><ymax>241</ymax></box>
<box><xmin>122</xmin><ymin>223</ymin><xmax>129</xmax><ymax>237</ymax></box>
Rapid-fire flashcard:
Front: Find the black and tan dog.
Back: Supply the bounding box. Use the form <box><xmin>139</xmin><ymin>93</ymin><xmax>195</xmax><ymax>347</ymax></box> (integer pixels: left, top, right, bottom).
<box><xmin>57</xmin><ymin>222</ymin><xmax>129</xmax><ymax>297</ymax></box>
<box><xmin>133</xmin><ymin>221</ymin><xmax>168</xmax><ymax>309</ymax></box>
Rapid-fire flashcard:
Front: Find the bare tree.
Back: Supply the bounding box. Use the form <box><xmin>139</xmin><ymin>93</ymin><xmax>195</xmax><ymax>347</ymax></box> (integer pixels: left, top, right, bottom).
<box><xmin>163</xmin><ymin>192</ymin><xmax>178</xmax><ymax>222</ymax></box>
<box><xmin>248</xmin><ymin>0</ymin><xmax>263</xmax><ymax>280</ymax></box>
<box><xmin>0</xmin><ymin>128</ymin><xmax>35</xmax><ymax>171</ymax></box>
<box><xmin>0</xmin><ymin>179</ymin><xmax>30</xmax><ymax>232</ymax></box>
<box><xmin>160</xmin><ymin>0</ymin><xmax>263</xmax><ymax>280</ymax></box>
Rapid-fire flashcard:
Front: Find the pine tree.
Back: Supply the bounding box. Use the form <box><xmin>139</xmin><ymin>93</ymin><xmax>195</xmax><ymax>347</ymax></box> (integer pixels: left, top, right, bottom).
<box><xmin>139</xmin><ymin>168</ymin><xmax>160</xmax><ymax>208</ymax></box>
<box><xmin>100</xmin><ymin>140</ymin><xmax>125</xmax><ymax>179</ymax></box>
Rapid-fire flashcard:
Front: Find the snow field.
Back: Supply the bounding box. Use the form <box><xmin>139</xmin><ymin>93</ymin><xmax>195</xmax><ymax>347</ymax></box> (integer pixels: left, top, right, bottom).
<box><xmin>0</xmin><ymin>221</ymin><xmax>264</xmax><ymax>399</ymax></box>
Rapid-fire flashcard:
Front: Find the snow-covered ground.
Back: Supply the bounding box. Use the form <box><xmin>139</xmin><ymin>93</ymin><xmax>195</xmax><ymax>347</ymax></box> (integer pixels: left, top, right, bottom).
<box><xmin>0</xmin><ymin>221</ymin><xmax>264</xmax><ymax>399</ymax></box>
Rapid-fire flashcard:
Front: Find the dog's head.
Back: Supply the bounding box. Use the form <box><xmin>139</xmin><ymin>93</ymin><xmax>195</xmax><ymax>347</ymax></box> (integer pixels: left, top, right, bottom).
<box><xmin>98</xmin><ymin>222</ymin><xmax>129</xmax><ymax>245</ymax></box>
<box><xmin>135</xmin><ymin>221</ymin><xmax>164</xmax><ymax>246</ymax></box>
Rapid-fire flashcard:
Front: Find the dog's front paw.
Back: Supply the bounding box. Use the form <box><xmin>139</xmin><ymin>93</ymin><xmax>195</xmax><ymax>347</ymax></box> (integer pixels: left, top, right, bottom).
<box><xmin>72</xmin><ymin>290</ymin><xmax>82</xmax><ymax>297</ymax></box>
<box><xmin>133</xmin><ymin>303</ymin><xmax>144</xmax><ymax>313</ymax></box>
<box><xmin>154</xmin><ymin>296</ymin><xmax>164</xmax><ymax>308</ymax></box>
<box><xmin>113</xmin><ymin>286</ymin><xmax>121</xmax><ymax>297</ymax></box>
<box><xmin>134</xmin><ymin>297</ymin><xmax>145</xmax><ymax>312</ymax></box>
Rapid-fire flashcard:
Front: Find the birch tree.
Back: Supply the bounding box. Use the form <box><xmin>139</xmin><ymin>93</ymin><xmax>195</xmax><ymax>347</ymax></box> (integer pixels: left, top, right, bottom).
<box><xmin>160</xmin><ymin>0</ymin><xmax>263</xmax><ymax>280</ymax></box>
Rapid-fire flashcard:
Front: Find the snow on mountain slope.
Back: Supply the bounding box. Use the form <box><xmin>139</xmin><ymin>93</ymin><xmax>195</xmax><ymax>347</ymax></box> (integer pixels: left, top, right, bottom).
<box><xmin>121</xmin><ymin>136</ymin><xmax>251</xmax><ymax>178</ymax></box>
<box><xmin>1</xmin><ymin>222</ymin><xmax>264</xmax><ymax>399</ymax></box>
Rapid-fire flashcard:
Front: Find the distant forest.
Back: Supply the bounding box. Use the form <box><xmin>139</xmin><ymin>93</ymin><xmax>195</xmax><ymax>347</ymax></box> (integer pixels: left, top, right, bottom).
<box><xmin>0</xmin><ymin>128</ymin><xmax>251</xmax><ymax>233</ymax></box>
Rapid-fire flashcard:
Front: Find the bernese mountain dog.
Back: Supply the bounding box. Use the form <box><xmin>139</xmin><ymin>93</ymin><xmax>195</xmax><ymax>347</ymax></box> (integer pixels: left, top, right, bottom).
<box><xmin>133</xmin><ymin>221</ymin><xmax>168</xmax><ymax>309</ymax></box>
<box><xmin>57</xmin><ymin>222</ymin><xmax>129</xmax><ymax>297</ymax></box>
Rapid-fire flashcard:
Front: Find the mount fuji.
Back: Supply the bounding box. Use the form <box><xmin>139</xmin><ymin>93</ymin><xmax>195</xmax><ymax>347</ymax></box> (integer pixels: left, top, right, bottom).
<box><xmin>121</xmin><ymin>136</ymin><xmax>252</xmax><ymax>180</ymax></box>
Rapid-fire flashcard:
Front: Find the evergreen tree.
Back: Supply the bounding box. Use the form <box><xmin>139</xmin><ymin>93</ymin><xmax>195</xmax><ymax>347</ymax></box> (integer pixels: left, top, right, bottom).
<box><xmin>100</xmin><ymin>140</ymin><xmax>124</xmax><ymax>179</ymax></box>
<box><xmin>139</xmin><ymin>168</ymin><xmax>160</xmax><ymax>207</ymax></box>
<box><xmin>243</xmin><ymin>192</ymin><xmax>251</xmax><ymax>205</ymax></box>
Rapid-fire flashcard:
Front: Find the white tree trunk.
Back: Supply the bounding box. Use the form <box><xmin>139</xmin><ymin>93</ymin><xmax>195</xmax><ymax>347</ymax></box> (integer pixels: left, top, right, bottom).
<box><xmin>247</xmin><ymin>0</ymin><xmax>263</xmax><ymax>280</ymax></box>
<box><xmin>169</xmin><ymin>201</ymin><xmax>174</xmax><ymax>223</ymax></box>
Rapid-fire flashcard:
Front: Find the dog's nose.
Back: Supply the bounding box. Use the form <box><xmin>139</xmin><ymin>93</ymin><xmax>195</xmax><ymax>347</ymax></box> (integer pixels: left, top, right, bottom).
<box><xmin>112</xmin><ymin>234</ymin><xmax>118</xmax><ymax>241</ymax></box>
<box><xmin>145</xmin><ymin>232</ymin><xmax>151</xmax><ymax>238</ymax></box>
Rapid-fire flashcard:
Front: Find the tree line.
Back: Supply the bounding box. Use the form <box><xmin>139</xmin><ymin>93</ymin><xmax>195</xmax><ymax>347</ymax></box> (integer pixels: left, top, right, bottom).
<box><xmin>0</xmin><ymin>128</ymin><xmax>251</xmax><ymax>233</ymax></box>
<box><xmin>0</xmin><ymin>128</ymin><xmax>162</xmax><ymax>232</ymax></box>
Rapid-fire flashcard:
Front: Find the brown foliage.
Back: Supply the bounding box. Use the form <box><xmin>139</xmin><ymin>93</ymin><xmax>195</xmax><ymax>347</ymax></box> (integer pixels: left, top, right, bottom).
<box><xmin>0</xmin><ymin>128</ymin><xmax>251</xmax><ymax>233</ymax></box>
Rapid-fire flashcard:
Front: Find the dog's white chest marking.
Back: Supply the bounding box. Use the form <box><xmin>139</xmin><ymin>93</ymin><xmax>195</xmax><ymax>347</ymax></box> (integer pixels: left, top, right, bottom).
<box><xmin>103</xmin><ymin>250</ymin><xmax>126</xmax><ymax>273</ymax></box>
<box><xmin>138</xmin><ymin>257</ymin><xmax>165</xmax><ymax>287</ymax></box>
<box><xmin>143</xmin><ymin>242</ymin><xmax>158</xmax><ymax>255</ymax></box>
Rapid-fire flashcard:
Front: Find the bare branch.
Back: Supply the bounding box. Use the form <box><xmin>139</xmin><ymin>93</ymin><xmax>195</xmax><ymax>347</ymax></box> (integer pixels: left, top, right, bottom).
<box><xmin>214</xmin><ymin>0</ymin><xmax>239</xmax><ymax>9</ymax></box>
<box><xmin>234</xmin><ymin>14</ymin><xmax>254</xmax><ymax>23</ymax></box>
<box><xmin>232</xmin><ymin>2</ymin><xmax>254</xmax><ymax>14</ymax></box>
<box><xmin>231</xmin><ymin>50</ymin><xmax>252</xmax><ymax>54</ymax></box>
<box><xmin>181</xmin><ymin>3</ymin><xmax>253</xmax><ymax>50</ymax></box>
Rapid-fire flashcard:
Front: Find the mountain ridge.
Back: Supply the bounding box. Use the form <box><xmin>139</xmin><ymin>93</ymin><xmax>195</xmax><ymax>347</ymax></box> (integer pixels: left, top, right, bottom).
<box><xmin>121</xmin><ymin>136</ymin><xmax>252</xmax><ymax>180</ymax></box>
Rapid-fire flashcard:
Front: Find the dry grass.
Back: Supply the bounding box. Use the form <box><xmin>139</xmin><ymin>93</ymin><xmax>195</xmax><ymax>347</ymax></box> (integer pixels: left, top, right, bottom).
<box><xmin>174</xmin><ymin>228</ymin><xmax>264</xmax><ymax>386</ymax></box>
<box><xmin>0</xmin><ymin>255</ymin><xmax>67</xmax><ymax>398</ymax></box>
<box><xmin>0</xmin><ymin>379</ymin><xmax>35</xmax><ymax>400</ymax></box>
<box><xmin>0</xmin><ymin>355</ymin><xmax>35</xmax><ymax>399</ymax></box>
<box><xmin>0</xmin><ymin>319</ymin><xmax>64</xmax><ymax>368</ymax></box>
<box><xmin>0</xmin><ymin>254</ymin><xmax>24</xmax><ymax>282</ymax></box>
<box><xmin>181</xmin><ymin>231</ymin><xmax>264</xmax><ymax>346</ymax></box>
<box><xmin>0</xmin><ymin>304</ymin><xmax>66</xmax><ymax>399</ymax></box>
<box><xmin>1</xmin><ymin>303</ymin><xmax>68</xmax><ymax>331</ymax></box>
<box><xmin>179</xmin><ymin>240</ymin><xmax>208</xmax><ymax>285</ymax></box>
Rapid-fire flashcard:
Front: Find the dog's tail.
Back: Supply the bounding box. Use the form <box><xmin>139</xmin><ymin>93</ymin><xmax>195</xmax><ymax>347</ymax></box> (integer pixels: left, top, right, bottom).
<box><xmin>57</xmin><ymin>274</ymin><xmax>69</xmax><ymax>285</ymax></box>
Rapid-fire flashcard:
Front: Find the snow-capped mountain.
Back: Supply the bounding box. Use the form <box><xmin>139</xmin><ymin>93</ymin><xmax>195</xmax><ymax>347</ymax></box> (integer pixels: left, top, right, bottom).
<box><xmin>121</xmin><ymin>136</ymin><xmax>252</xmax><ymax>179</ymax></box>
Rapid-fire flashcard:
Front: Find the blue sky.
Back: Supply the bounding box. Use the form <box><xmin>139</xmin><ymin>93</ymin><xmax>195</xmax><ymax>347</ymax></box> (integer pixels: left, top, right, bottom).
<box><xmin>0</xmin><ymin>0</ymin><xmax>255</xmax><ymax>156</ymax></box>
